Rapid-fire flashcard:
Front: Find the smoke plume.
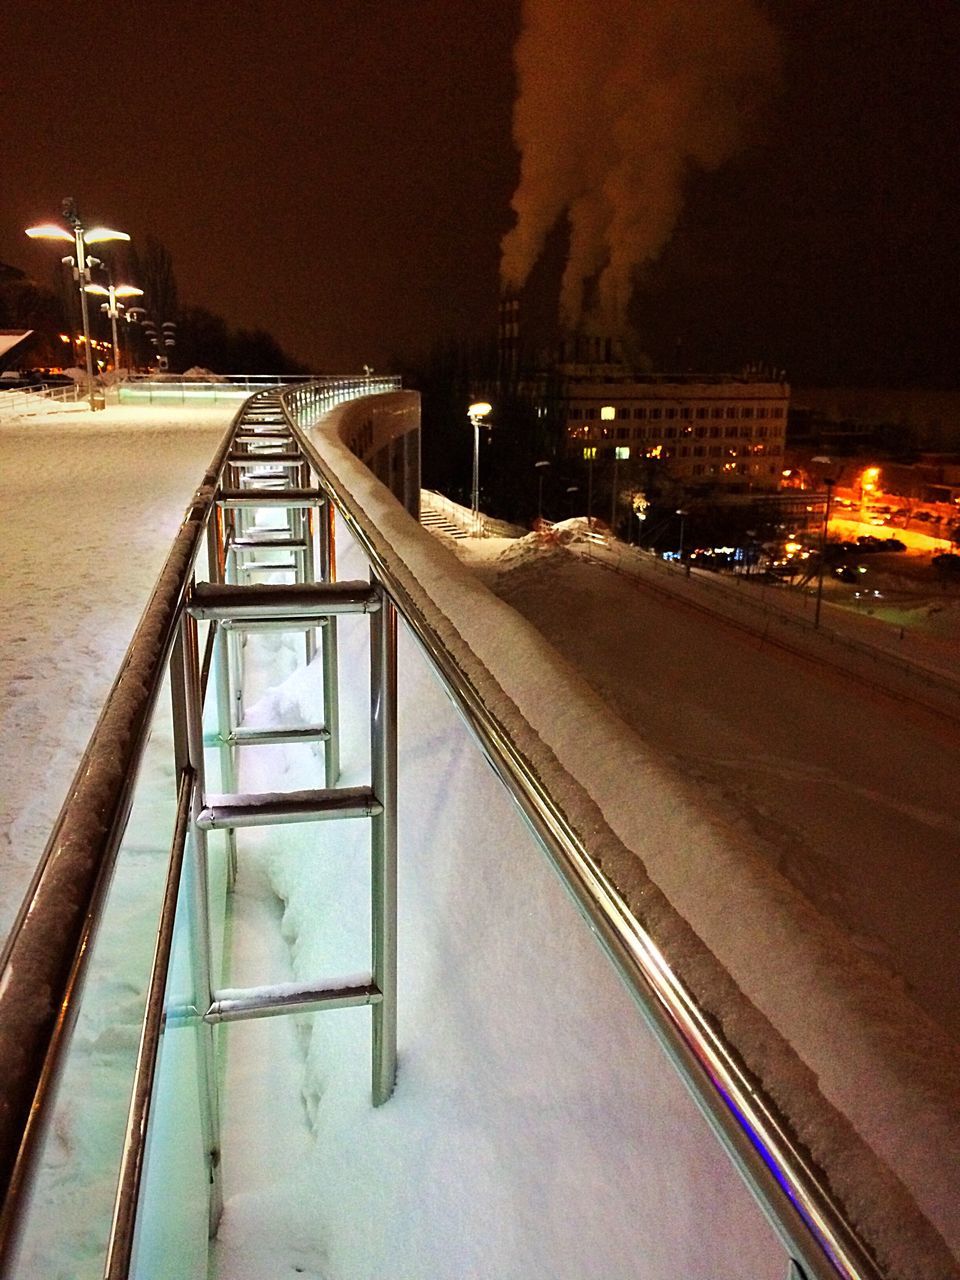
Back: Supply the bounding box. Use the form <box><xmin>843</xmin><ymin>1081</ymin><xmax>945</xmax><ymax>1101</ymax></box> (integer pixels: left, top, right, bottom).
<box><xmin>500</xmin><ymin>0</ymin><xmax>780</xmax><ymax>333</ymax></box>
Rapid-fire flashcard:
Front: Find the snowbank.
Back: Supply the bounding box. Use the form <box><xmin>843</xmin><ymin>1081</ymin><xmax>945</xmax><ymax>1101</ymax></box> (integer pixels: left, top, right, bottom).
<box><xmin>293</xmin><ymin>399</ymin><xmax>960</xmax><ymax>1278</ymax></box>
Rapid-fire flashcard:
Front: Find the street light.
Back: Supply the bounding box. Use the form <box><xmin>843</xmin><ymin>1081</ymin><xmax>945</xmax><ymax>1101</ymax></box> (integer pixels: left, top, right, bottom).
<box><xmin>601</xmin><ymin>406</ymin><xmax>618</xmax><ymax>532</ymax></box>
<box><xmin>676</xmin><ymin>507</ymin><xmax>689</xmax><ymax>561</ymax></box>
<box><xmin>26</xmin><ymin>201</ymin><xmax>130</xmax><ymax>409</ymax></box>
<box><xmin>84</xmin><ymin>282</ymin><xmax>143</xmax><ymax>373</ymax></box>
<box><xmin>812</xmin><ymin>456</ymin><xmax>835</xmax><ymax>629</ymax></box>
<box><xmin>535</xmin><ymin>459</ymin><xmax>550</xmax><ymax>522</ymax></box>
<box><xmin>468</xmin><ymin>401</ymin><xmax>492</xmax><ymax>536</ymax></box>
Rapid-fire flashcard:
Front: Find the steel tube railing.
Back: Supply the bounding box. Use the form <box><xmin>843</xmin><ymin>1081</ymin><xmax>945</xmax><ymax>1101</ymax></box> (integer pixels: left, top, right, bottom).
<box><xmin>103</xmin><ymin>767</ymin><xmax>194</xmax><ymax>1280</ymax></box>
<box><xmin>278</xmin><ymin>388</ymin><xmax>885</xmax><ymax>1280</ymax></box>
<box><xmin>0</xmin><ymin>377</ymin><xmax>894</xmax><ymax>1280</ymax></box>
<box><xmin>0</xmin><ymin>376</ymin><xmax>395</xmax><ymax>1277</ymax></box>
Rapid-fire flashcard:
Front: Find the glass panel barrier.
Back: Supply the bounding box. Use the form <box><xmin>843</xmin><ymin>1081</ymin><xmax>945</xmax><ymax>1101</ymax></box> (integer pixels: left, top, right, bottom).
<box><xmin>13</xmin><ymin>681</ymin><xmax>179</xmax><ymax>1278</ymax></box>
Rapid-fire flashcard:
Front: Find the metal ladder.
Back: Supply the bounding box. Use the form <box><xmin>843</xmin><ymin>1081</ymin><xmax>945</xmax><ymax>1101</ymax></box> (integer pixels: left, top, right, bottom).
<box><xmin>171</xmin><ymin>390</ymin><xmax>398</xmax><ymax>1230</ymax></box>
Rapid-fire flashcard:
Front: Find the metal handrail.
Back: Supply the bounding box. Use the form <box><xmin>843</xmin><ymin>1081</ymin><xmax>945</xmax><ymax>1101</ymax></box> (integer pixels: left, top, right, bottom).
<box><xmin>0</xmin><ymin>378</ymin><xmax>899</xmax><ymax>1279</ymax></box>
<box><xmin>0</xmin><ymin>376</ymin><xmax>398</xmax><ymax>1275</ymax></box>
<box><xmin>279</xmin><ymin>387</ymin><xmax>887</xmax><ymax>1280</ymax></box>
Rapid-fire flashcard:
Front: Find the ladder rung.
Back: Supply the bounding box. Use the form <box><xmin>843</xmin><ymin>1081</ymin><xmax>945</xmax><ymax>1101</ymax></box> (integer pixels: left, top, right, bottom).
<box><xmin>228</xmin><ymin>537</ymin><xmax>308</xmax><ymax>550</ymax></box>
<box><xmin>236</xmin><ymin>562</ymin><xmax>297</xmax><ymax>574</ymax></box>
<box><xmin>189</xmin><ymin>580</ymin><xmax>381</xmax><ymax>621</ymax></box>
<box><xmin>218</xmin><ymin>488</ymin><xmax>325</xmax><ymax>508</ymax></box>
<box><xmin>229</xmin><ymin>724</ymin><xmax>330</xmax><ymax>746</ymax></box>
<box><xmin>197</xmin><ymin>785</ymin><xmax>382</xmax><ymax>828</ymax></box>
<box><xmin>204</xmin><ymin>979</ymin><xmax>381</xmax><ymax>1023</ymax></box>
<box><xmin>228</xmin><ymin>451</ymin><xmax>303</xmax><ymax>465</ymax></box>
<box><xmin>220</xmin><ymin>618</ymin><xmax>326</xmax><ymax>632</ymax></box>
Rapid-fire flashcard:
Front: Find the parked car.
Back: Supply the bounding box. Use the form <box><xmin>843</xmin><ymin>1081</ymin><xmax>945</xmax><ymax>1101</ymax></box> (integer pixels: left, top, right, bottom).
<box><xmin>834</xmin><ymin>564</ymin><xmax>865</xmax><ymax>582</ymax></box>
<box><xmin>882</xmin><ymin>538</ymin><xmax>906</xmax><ymax>552</ymax></box>
<box><xmin>932</xmin><ymin>554</ymin><xmax>960</xmax><ymax>574</ymax></box>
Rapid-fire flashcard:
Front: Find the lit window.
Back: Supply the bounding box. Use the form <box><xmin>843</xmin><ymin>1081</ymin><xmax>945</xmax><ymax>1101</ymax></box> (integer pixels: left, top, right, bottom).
<box><xmin>583</xmin><ymin>447</ymin><xmax>597</xmax><ymax>460</ymax></box>
<box><xmin>615</xmin><ymin>446</ymin><xmax>630</xmax><ymax>460</ymax></box>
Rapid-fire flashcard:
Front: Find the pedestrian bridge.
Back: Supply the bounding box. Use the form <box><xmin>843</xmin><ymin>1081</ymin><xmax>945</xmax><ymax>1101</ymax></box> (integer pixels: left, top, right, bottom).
<box><xmin>0</xmin><ymin>378</ymin><xmax>954</xmax><ymax>1280</ymax></box>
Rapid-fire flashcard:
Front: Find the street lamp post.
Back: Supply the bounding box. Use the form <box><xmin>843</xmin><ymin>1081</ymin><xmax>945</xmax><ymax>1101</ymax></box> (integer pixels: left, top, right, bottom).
<box><xmin>467</xmin><ymin>401</ymin><xmax>492</xmax><ymax>537</ymax></box>
<box><xmin>535</xmin><ymin>460</ymin><xmax>550</xmax><ymax>522</ymax></box>
<box><xmin>26</xmin><ymin>201</ymin><xmax>130</xmax><ymax>410</ymax></box>
<box><xmin>601</xmin><ymin>405</ymin><xmax>616</xmax><ymax>530</ymax></box>
<box><xmin>84</xmin><ymin>282</ymin><xmax>144</xmax><ymax>373</ymax></box>
<box><xmin>677</xmin><ymin>508</ymin><xmax>689</xmax><ymax>561</ymax></box>
<box><xmin>813</xmin><ymin>474</ymin><xmax>836</xmax><ymax>629</ymax></box>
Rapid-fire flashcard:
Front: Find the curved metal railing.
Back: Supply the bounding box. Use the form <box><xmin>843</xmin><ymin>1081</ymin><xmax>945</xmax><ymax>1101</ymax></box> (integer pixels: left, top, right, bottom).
<box><xmin>278</xmin><ymin>388</ymin><xmax>886</xmax><ymax>1280</ymax></box>
<box><xmin>0</xmin><ymin>377</ymin><xmax>906</xmax><ymax>1279</ymax></box>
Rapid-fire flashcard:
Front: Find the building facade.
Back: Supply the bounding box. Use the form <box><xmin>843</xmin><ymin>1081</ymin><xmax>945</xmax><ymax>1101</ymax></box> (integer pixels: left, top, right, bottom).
<box><xmin>558</xmin><ymin>373</ymin><xmax>790</xmax><ymax>491</ymax></box>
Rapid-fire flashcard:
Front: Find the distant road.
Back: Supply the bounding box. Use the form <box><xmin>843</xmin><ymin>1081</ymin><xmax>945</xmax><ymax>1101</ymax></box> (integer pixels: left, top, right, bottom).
<box><xmin>478</xmin><ymin>536</ymin><xmax>960</xmax><ymax>1045</ymax></box>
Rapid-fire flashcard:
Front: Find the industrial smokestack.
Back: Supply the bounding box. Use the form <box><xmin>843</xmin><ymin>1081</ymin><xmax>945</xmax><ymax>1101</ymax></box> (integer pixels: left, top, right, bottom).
<box><xmin>500</xmin><ymin>0</ymin><xmax>780</xmax><ymax>334</ymax></box>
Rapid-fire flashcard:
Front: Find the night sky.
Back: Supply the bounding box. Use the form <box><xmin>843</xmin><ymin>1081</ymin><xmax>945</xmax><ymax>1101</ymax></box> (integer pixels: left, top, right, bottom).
<box><xmin>2</xmin><ymin>0</ymin><xmax>958</xmax><ymax>386</ymax></box>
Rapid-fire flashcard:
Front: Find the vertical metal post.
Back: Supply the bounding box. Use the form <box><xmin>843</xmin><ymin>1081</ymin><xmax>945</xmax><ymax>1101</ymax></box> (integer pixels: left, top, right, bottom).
<box><xmin>471</xmin><ymin>417</ymin><xmax>480</xmax><ymax>535</ymax></box>
<box><xmin>320</xmin><ymin>498</ymin><xmax>340</xmax><ymax>787</ymax></box>
<box><xmin>814</xmin><ymin>479</ymin><xmax>834</xmax><ymax>630</ymax></box>
<box><xmin>369</xmin><ymin>582</ymin><xmax>398</xmax><ymax>1106</ymax></box>
<box><xmin>302</xmin><ymin>505</ymin><xmax>318</xmax><ymax>664</ymax></box>
<box><xmin>207</xmin><ymin>512</ymin><xmax>238</xmax><ymax>889</ymax></box>
<box><xmin>171</xmin><ymin>617</ymin><xmax>224</xmax><ymax>1234</ymax></box>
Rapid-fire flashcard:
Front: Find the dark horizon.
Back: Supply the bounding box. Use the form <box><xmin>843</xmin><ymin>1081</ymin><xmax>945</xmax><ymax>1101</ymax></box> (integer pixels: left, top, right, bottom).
<box><xmin>2</xmin><ymin>0</ymin><xmax>958</xmax><ymax>387</ymax></box>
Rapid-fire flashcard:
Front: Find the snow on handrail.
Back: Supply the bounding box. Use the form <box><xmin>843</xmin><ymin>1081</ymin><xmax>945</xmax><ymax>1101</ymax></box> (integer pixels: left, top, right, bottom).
<box><xmin>279</xmin><ymin>389</ymin><xmax>889</xmax><ymax>1280</ymax></box>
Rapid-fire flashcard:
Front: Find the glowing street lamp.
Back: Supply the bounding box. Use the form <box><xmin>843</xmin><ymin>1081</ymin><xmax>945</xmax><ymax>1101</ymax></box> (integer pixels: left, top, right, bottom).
<box><xmin>812</xmin><ymin>456</ymin><xmax>835</xmax><ymax>630</ymax></box>
<box><xmin>468</xmin><ymin>401</ymin><xmax>492</xmax><ymax>536</ymax></box>
<box><xmin>859</xmin><ymin>465</ymin><xmax>880</xmax><ymax>521</ymax></box>
<box><xmin>84</xmin><ymin>282</ymin><xmax>143</xmax><ymax>372</ymax></box>
<box><xmin>601</xmin><ymin>404</ymin><xmax>619</xmax><ymax>529</ymax></box>
<box><xmin>26</xmin><ymin>200</ymin><xmax>130</xmax><ymax>409</ymax></box>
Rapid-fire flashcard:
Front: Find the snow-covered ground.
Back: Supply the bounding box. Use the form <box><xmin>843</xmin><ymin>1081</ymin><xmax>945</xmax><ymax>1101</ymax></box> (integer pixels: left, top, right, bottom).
<box><xmin>445</xmin><ymin>522</ymin><xmax>960</xmax><ymax>1043</ymax></box>
<box><xmin>0</xmin><ymin>399</ymin><xmax>233</xmax><ymax>939</ymax></box>
<box><xmin>2</xmin><ymin>396</ymin><xmax>959</xmax><ymax>1279</ymax></box>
